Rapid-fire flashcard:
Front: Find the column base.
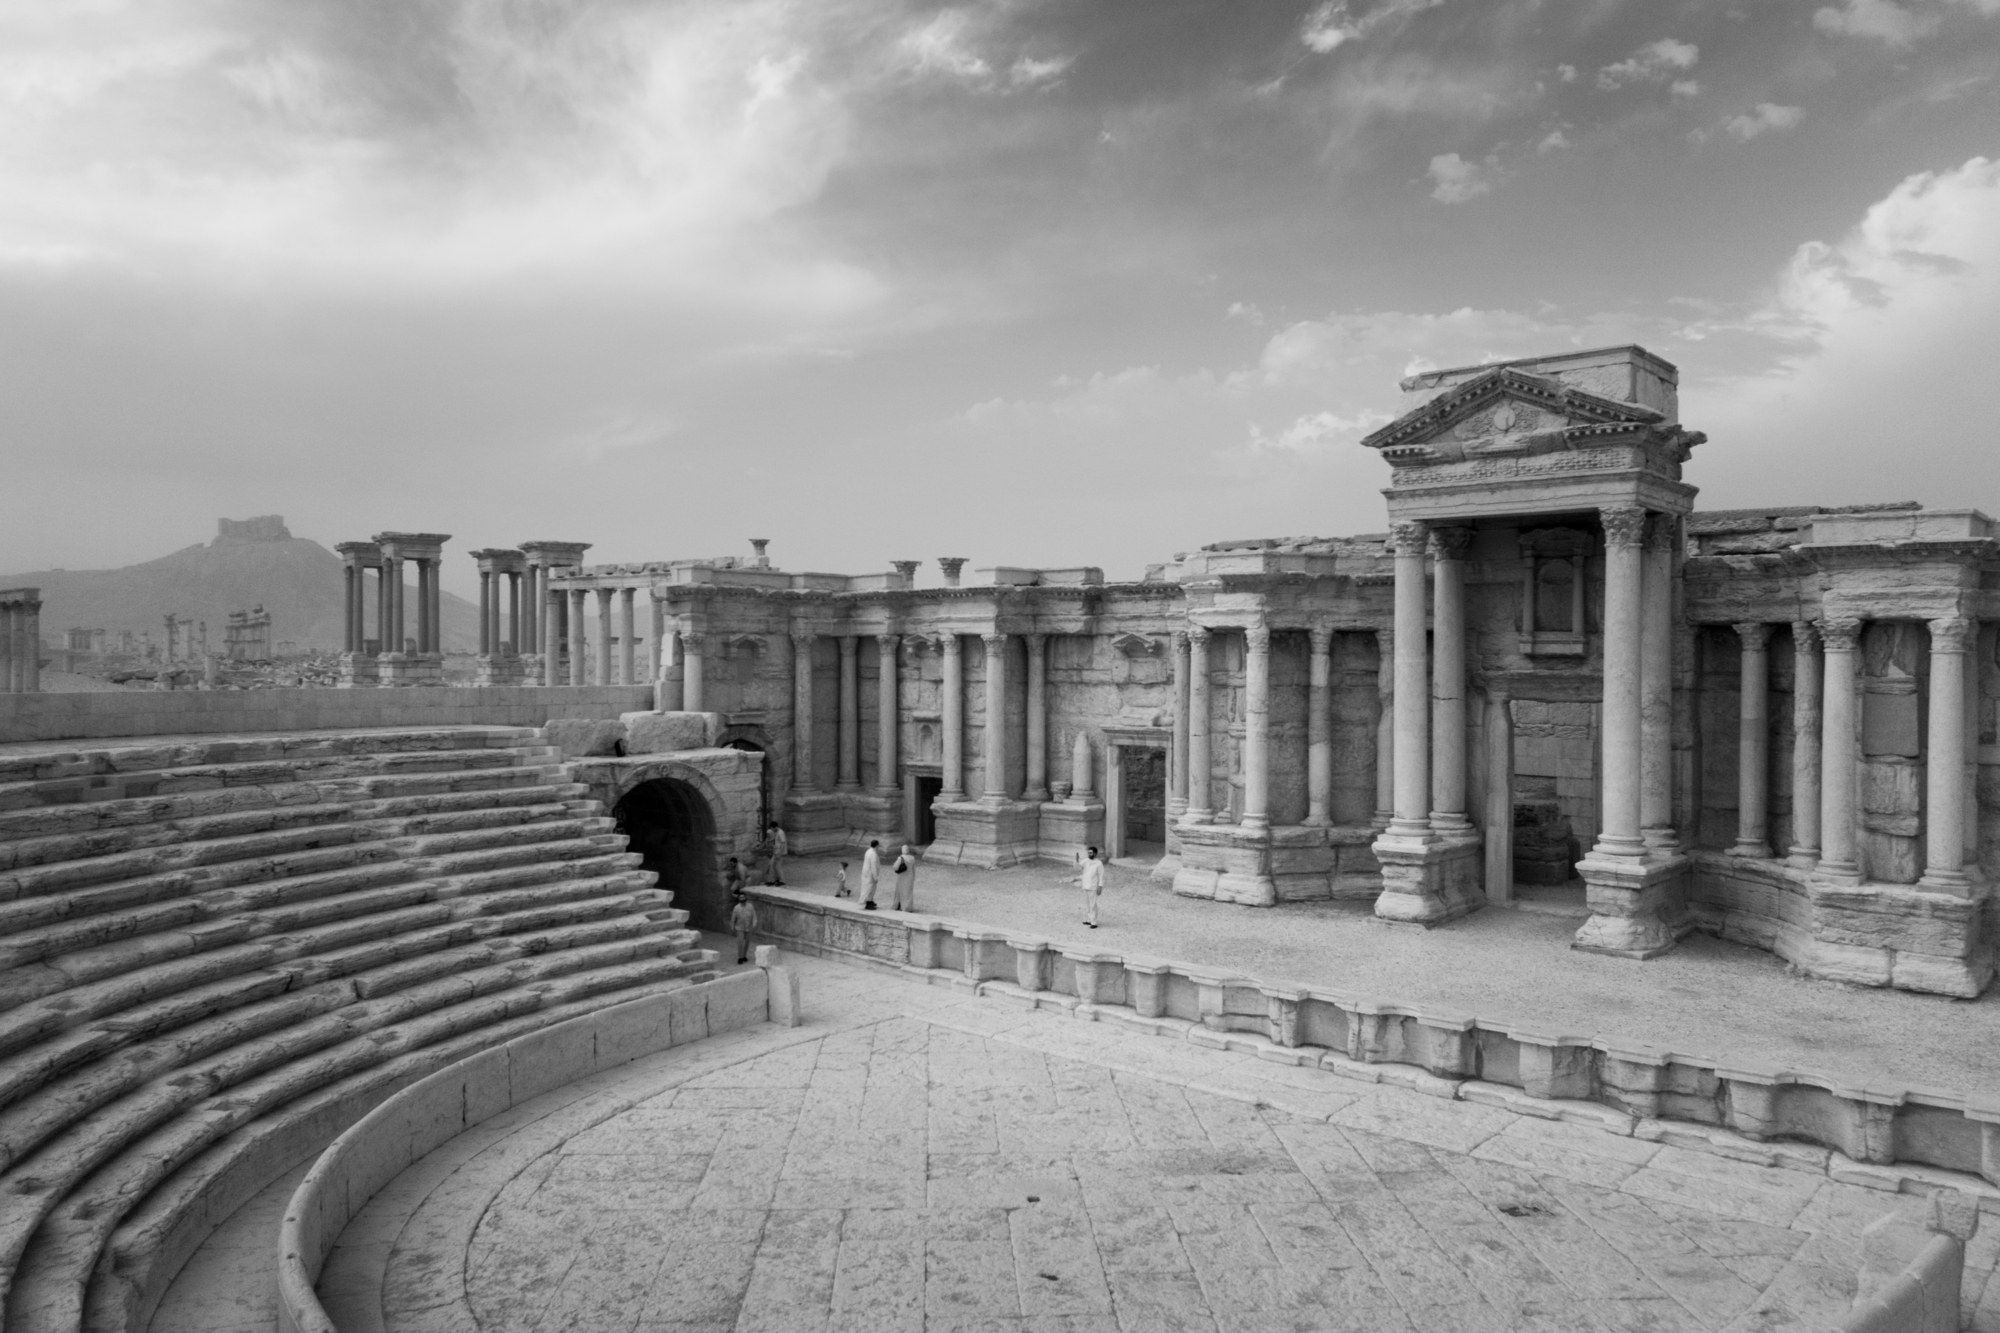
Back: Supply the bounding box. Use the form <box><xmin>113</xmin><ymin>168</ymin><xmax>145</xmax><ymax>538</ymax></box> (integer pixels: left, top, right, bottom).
<box><xmin>781</xmin><ymin>792</ymin><xmax>847</xmax><ymax>856</ymax></box>
<box><xmin>1370</xmin><ymin>831</ymin><xmax>1483</xmax><ymax>925</ymax></box>
<box><xmin>843</xmin><ymin>789</ymin><xmax>905</xmax><ymax>849</ymax></box>
<box><xmin>377</xmin><ymin>653</ymin><xmax>443</xmax><ymax>685</ymax></box>
<box><xmin>1727</xmin><ymin>840</ymin><xmax>1772</xmax><ymax>860</ymax></box>
<box><xmin>928</xmin><ymin>798</ymin><xmax>1043</xmax><ymax>868</ymax></box>
<box><xmin>1037</xmin><ymin>800</ymin><xmax>1105</xmax><ymax>866</ymax></box>
<box><xmin>474</xmin><ymin>654</ymin><xmax>523</xmax><ymax>685</ymax></box>
<box><xmin>336</xmin><ymin>653</ymin><xmax>378</xmax><ymax>688</ymax></box>
<box><xmin>1573</xmin><ymin>852</ymin><xmax>1692</xmax><ymax>959</ymax></box>
<box><xmin>1172</xmin><ymin>821</ymin><xmax>1276</xmax><ymax>906</ymax></box>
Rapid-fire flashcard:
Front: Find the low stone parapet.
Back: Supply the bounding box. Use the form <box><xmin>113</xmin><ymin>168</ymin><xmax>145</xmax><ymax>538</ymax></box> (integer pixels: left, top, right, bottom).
<box><xmin>278</xmin><ymin>968</ymin><xmax>773</xmax><ymax>1333</ymax></box>
<box><xmin>1840</xmin><ymin>1193</ymin><xmax>1978</xmax><ymax>1333</ymax></box>
<box><xmin>745</xmin><ymin>884</ymin><xmax>2000</xmax><ymax>1205</ymax></box>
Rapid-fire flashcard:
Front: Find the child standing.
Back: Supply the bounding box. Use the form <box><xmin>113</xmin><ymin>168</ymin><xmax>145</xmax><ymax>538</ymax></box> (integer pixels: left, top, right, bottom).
<box><xmin>729</xmin><ymin>891</ymin><xmax>758</xmax><ymax>964</ymax></box>
<box><xmin>834</xmin><ymin>862</ymin><xmax>851</xmax><ymax>898</ymax></box>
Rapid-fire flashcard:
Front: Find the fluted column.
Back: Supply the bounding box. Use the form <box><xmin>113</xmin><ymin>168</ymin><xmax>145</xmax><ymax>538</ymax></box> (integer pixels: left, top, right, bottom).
<box><xmin>507</xmin><ymin>572</ymin><xmax>523</xmax><ymax>654</ymax></box>
<box><xmin>385</xmin><ymin>555</ymin><xmax>406</xmax><ymax>656</ymax></box>
<box><xmin>342</xmin><ymin>566</ymin><xmax>359</xmax><ymax>653</ymax></box>
<box><xmin>1818</xmin><ymin>617</ymin><xmax>1862</xmax><ymax>881</ymax></box>
<box><xmin>429</xmin><ymin>558</ymin><xmax>445</xmax><ymax>654</ymax></box>
<box><xmin>619</xmin><ymin>589</ymin><xmax>636</xmax><ymax>686</ymax></box>
<box><xmin>1242</xmin><ymin>622</ymin><xmax>1272</xmax><ymax>829</ymax></box>
<box><xmin>792</xmin><ymin>634</ymin><xmax>816</xmax><ymax>791</ymax></box>
<box><xmin>1430</xmin><ymin>526</ymin><xmax>1472</xmax><ymax>831</ymax></box>
<box><xmin>1374</xmin><ymin>628</ymin><xmax>1394</xmax><ymax>826</ymax></box>
<box><xmin>983</xmin><ymin>632</ymin><xmax>1010</xmax><ymax>800</ymax></box>
<box><xmin>837</xmin><ymin>636</ymin><xmax>860</xmax><ymax>790</ymax></box>
<box><xmin>941</xmin><ymin>635</ymin><xmax>964</xmax><ymax>799</ymax></box>
<box><xmin>1025</xmin><ymin>634</ymin><xmax>1049</xmax><ymax>801</ymax></box>
<box><xmin>375</xmin><ymin>566</ymin><xmax>390</xmax><ymax>659</ymax></box>
<box><xmin>1789</xmin><ymin>622</ymin><xmax>1822</xmax><ymax>866</ymax></box>
<box><xmin>593</xmin><ymin>589</ymin><xmax>612</xmax><ymax>686</ymax></box>
<box><xmin>876</xmin><ymin>634</ymin><xmax>899</xmax><ymax>794</ymax></box>
<box><xmin>1591</xmin><ymin>506</ymin><xmax>1647</xmax><ymax>860</ymax></box>
<box><xmin>1730</xmin><ymin>622</ymin><xmax>1773</xmax><ymax>858</ymax></box>
<box><xmin>415</xmin><ymin>560</ymin><xmax>432</xmax><ymax>654</ymax></box>
<box><xmin>649</xmin><ymin>597</ymin><xmax>666</xmax><ymax>682</ymax></box>
<box><xmin>1306</xmin><ymin>626</ymin><xmax>1333</xmax><ymax>826</ymax></box>
<box><xmin>1922</xmin><ymin>617</ymin><xmax>1971</xmax><ymax>891</ymax></box>
<box><xmin>1485</xmin><ymin>688</ymin><xmax>1515</xmax><ymax>903</ymax></box>
<box><xmin>1186</xmin><ymin>627</ymin><xmax>1213</xmax><ymax>822</ymax></box>
<box><xmin>1388</xmin><ymin>522</ymin><xmax>1432</xmax><ymax>840</ymax></box>
<box><xmin>522</xmin><ymin>567</ymin><xmax>540</xmax><ymax>656</ymax></box>
<box><xmin>569</xmin><ymin>590</ymin><xmax>588</xmax><ymax>686</ymax></box>
<box><xmin>683</xmin><ymin>630</ymin><xmax>706</xmax><ymax>711</ymax></box>
<box><xmin>1641</xmin><ymin>518</ymin><xmax>1677</xmax><ymax>849</ymax></box>
<box><xmin>477</xmin><ymin>571</ymin><xmax>492</xmax><ymax>655</ymax></box>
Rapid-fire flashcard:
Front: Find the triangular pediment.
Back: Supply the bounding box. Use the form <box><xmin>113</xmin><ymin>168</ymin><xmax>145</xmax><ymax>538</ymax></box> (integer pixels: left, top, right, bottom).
<box><xmin>1359</xmin><ymin>367</ymin><xmax>1667</xmax><ymax>464</ymax></box>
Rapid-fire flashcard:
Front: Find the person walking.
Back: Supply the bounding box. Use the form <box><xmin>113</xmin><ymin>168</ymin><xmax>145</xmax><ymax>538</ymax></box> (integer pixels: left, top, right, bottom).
<box><xmin>724</xmin><ymin>856</ymin><xmax>746</xmax><ymax>897</ymax></box>
<box><xmin>729</xmin><ymin>891</ymin><xmax>757</xmax><ymax>964</ymax></box>
<box><xmin>763</xmin><ymin>822</ymin><xmax>789</xmax><ymax>886</ymax></box>
<box><xmin>890</xmin><ymin>844</ymin><xmax>917</xmax><ymax>912</ymax></box>
<box><xmin>1075</xmin><ymin>846</ymin><xmax>1105</xmax><ymax>928</ymax></box>
<box><xmin>860</xmin><ymin>839</ymin><xmax>883</xmax><ymax>910</ymax></box>
<box><xmin>833</xmin><ymin>861</ymin><xmax>851</xmax><ymax>898</ymax></box>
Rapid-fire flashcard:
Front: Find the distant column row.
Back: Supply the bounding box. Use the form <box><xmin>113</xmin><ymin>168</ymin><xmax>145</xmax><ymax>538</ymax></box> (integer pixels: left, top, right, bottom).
<box><xmin>0</xmin><ymin>587</ymin><xmax>42</xmax><ymax>693</ymax></box>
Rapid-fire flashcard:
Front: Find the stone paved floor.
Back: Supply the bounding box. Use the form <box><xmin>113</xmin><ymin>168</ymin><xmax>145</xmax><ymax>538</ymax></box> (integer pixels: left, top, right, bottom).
<box><xmin>781</xmin><ymin>853</ymin><xmax>2000</xmax><ymax>1097</ymax></box>
<box><xmin>303</xmin><ymin>951</ymin><xmax>2000</xmax><ymax>1333</ymax></box>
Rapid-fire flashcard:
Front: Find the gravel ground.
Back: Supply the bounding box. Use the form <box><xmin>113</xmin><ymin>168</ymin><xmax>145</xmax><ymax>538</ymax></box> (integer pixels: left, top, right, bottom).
<box><xmin>780</xmin><ymin>852</ymin><xmax>2000</xmax><ymax>1099</ymax></box>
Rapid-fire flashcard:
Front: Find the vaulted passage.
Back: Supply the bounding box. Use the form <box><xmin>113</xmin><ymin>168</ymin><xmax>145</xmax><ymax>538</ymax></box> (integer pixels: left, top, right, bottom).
<box><xmin>615</xmin><ymin>777</ymin><xmax>724</xmax><ymax>931</ymax></box>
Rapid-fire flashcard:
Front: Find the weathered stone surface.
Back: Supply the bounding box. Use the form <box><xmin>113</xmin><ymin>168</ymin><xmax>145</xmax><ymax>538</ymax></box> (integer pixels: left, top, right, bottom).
<box><xmin>619</xmin><ymin>711</ymin><xmax>723</xmax><ymax>754</ymax></box>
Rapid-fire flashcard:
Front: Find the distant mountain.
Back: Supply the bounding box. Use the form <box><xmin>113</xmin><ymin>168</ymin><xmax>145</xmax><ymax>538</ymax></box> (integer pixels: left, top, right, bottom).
<box><xmin>2</xmin><ymin>517</ymin><xmax>483</xmax><ymax>654</ymax></box>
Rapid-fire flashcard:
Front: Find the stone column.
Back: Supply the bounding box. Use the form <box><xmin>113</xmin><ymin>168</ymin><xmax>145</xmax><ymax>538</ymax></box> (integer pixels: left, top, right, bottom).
<box><xmin>594</xmin><ymin>589</ymin><xmax>613</xmax><ymax>686</ymax></box>
<box><xmin>1640</xmin><ymin>518</ymin><xmax>1677</xmax><ymax>849</ymax></box>
<box><xmin>569</xmin><ymin>590</ymin><xmax>589</xmax><ymax>686</ymax></box>
<box><xmin>941</xmin><ymin>635</ymin><xmax>964</xmax><ymax>799</ymax></box>
<box><xmin>1306</xmin><ymin>626</ymin><xmax>1333</xmax><ymax>826</ymax></box>
<box><xmin>385</xmin><ymin>555</ymin><xmax>406</xmax><ymax>656</ymax></box>
<box><xmin>1375</xmin><ymin>628</ymin><xmax>1394</xmax><ymax>826</ymax></box>
<box><xmin>1966</xmin><ymin>623</ymin><xmax>1983</xmax><ymax>876</ymax></box>
<box><xmin>0</xmin><ymin>605</ymin><xmax>13</xmax><ymax>693</ymax></box>
<box><xmin>542</xmin><ymin>586</ymin><xmax>563</xmax><ymax>686</ymax></box>
<box><xmin>1242</xmin><ymin>622</ymin><xmax>1271</xmax><ymax>830</ymax></box>
<box><xmin>429</xmin><ymin>557</ymin><xmax>445</xmax><ymax>654</ymax></box>
<box><xmin>1485</xmin><ymin>688</ymin><xmax>1514</xmax><ymax>903</ymax></box>
<box><xmin>376</xmin><ymin>566</ymin><xmax>391</xmax><ymax>659</ymax></box>
<box><xmin>1169</xmin><ymin>631</ymin><xmax>1190</xmax><ymax>822</ymax></box>
<box><xmin>983</xmin><ymin>632</ymin><xmax>1010</xmax><ymax>800</ymax></box>
<box><xmin>1388</xmin><ymin>522</ymin><xmax>1432</xmax><ymax>840</ymax></box>
<box><xmin>1730</xmin><ymin>622</ymin><xmax>1773</xmax><ymax>858</ymax></box>
<box><xmin>1788</xmin><ymin>621</ymin><xmax>1822</xmax><ymax>866</ymax></box>
<box><xmin>837</xmin><ymin>636</ymin><xmax>860</xmax><ymax>790</ymax></box>
<box><xmin>522</xmin><ymin>566</ymin><xmax>540</xmax><ymax>656</ymax></box>
<box><xmin>792</xmin><ymin>634</ymin><xmax>816</xmax><ymax>791</ymax></box>
<box><xmin>876</xmin><ymin>634</ymin><xmax>899</xmax><ymax>794</ymax></box>
<box><xmin>1186</xmin><ymin>627</ymin><xmax>1213</xmax><ymax>822</ymax></box>
<box><xmin>477</xmin><ymin>571</ymin><xmax>492</xmax><ymax>655</ymax></box>
<box><xmin>1024</xmin><ymin>634</ymin><xmax>1049</xmax><ymax>801</ymax></box>
<box><xmin>1590</xmin><ymin>506</ymin><xmax>1647</xmax><ymax>860</ymax></box>
<box><xmin>683</xmin><ymin>630</ymin><xmax>706</xmax><ymax>711</ymax></box>
<box><xmin>619</xmin><ymin>589</ymin><xmax>636</xmax><ymax>686</ymax></box>
<box><xmin>344</xmin><ymin>566</ymin><xmax>360</xmax><ymax>654</ymax></box>
<box><xmin>1429</xmin><ymin>526</ymin><xmax>1472</xmax><ymax>831</ymax></box>
<box><xmin>1922</xmin><ymin>617</ymin><xmax>1972</xmax><ymax>891</ymax></box>
<box><xmin>415</xmin><ymin>560</ymin><xmax>431</xmax><ymax>654</ymax></box>
<box><xmin>650</xmin><ymin>597</ymin><xmax>666</xmax><ymax>682</ymax></box>
<box><xmin>1818</xmin><ymin>617</ymin><xmax>1863</xmax><ymax>881</ymax></box>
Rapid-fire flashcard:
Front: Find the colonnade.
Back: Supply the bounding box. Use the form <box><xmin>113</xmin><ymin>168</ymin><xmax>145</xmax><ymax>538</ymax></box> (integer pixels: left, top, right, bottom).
<box><xmin>471</xmin><ymin>549</ymin><xmax>526</xmax><ymax>658</ymax></box>
<box><xmin>1720</xmin><ymin>614</ymin><xmax>1978</xmax><ymax>890</ymax></box>
<box><xmin>792</xmin><ymin>633</ymin><xmax>909</xmax><ymax>799</ymax></box>
<box><xmin>0</xmin><ymin>588</ymin><xmax>42</xmax><ymax>693</ymax></box>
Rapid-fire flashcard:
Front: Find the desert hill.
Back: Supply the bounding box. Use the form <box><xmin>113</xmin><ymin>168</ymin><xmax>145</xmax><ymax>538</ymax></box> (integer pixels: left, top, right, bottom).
<box><xmin>3</xmin><ymin>517</ymin><xmax>482</xmax><ymax>654</ymax></box>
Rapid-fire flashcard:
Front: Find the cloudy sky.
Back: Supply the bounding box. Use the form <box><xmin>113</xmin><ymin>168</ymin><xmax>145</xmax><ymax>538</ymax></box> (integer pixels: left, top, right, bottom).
<box><xmin>3</xmin><ymin>0</ymin><xmax>1997</xmax><ymax>594</ymax></box>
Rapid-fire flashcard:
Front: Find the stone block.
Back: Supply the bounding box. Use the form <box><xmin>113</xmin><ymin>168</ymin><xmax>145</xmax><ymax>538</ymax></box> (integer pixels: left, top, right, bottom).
<box><xmin>622</xmin><ymin>711</ymin><xmax>724</xmax><ymax>753</ymax></box>
<box><xmin>543</xmin><ymin>717</ymin><xmax>625</xmax><ymax>758</ymax></box>
<box><xmin>766</xmin><ymin>964</ymin><xmax>801</xmax><ymax>1027</ymax></box>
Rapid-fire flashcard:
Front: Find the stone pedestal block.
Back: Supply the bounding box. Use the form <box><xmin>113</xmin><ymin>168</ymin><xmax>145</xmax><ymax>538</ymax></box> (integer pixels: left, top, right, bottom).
<box><xmin>336</xmin><ymin>653</ymin><xmax>377</xmax><ymax>688</ymax></box>
<box><xmin>780</xmin><ymin>792</ymin><xmax>848</xmax><ymax>856</ymax></box>
<box><xmin>1171</xmin><ymin>822</ymin><xmax>1278</xmax><ymax>905</ymax></box>
<box><xmin>1066</xmin><ymin>952</ymin><xmax>1125</xmax><ymax>1007</ymax></box>
<box><xmin>473</xmin><ymin>654</ymin><xmax>523</xmax><ymax>685</ymax></box>
<box><xmin>1371</xmin><ymin>830</ymin><xmax>1484</xmax><ymax>925</ymax></box>
<box><xmin>841</xmin><ymin>789</ymin><xmax>905</xmax><ymax>849</ymax></box>
<box><xmin>622</xmin><ymin>711</ymin><xmax>724</xmax><ymax>753</ymax></box>
<box><xmin>1038</xmin><ymin>799</ymin><xmax>1104</xmax><ymax>864</ymax></box>
<box><xmin>1574</xmin><ymin>851</ymin><xmax>1692</xmax><ymax>958</ymax></box>
<box><xmin>1126</xmin><ymin>962</ymin><xmax>1170</xmax><ymax>1018</ymax></box>
<box><xmin>929</xmin><ymin>799</ymin><xmax>1042</xmax><ymax>867</ymax></box>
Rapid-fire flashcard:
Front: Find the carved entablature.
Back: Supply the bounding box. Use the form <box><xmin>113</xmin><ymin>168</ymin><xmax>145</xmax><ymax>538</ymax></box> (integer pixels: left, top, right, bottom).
<box><xmin>1361</xmin><ymin>357</ymin><xmax>1704</xmax><ymax>527</ymax></box>
<box><xmin>1110</xmin><ymin>632</ymin><xmax>1162</xmax><ymax>658</ymax></box>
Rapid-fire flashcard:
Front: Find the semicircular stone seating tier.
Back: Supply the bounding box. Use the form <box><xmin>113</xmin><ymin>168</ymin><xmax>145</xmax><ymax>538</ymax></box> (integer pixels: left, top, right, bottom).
<box><xmin>0</xmin><ymin>725</ymin><xmax>720</xmax><ymax>1333</ymax></box>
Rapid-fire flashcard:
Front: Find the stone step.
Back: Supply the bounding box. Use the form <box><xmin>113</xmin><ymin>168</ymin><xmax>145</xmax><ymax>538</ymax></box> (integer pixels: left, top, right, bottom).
<box><xmin>389</xmin><ymin>814</ymin><xmax>618</xmax><ymax>858</ymax></box>
<box><xmin>435</xmin><ymin>851</ymin><xmax>647</xmax><ymax>901</ymax></box>
<box><xmin>0</xmin><ymin>952</ymin><xmax>721</xmax><ymax>1327</ymax></box>
<box><xmin>0</xmin><ymin>803</ymin><xmax>357</xmax><ymax>875</ymax></box>
<box><xmin>0</xmin><ymin>727</ymin><xmax>544</xmax><ymax>787</ymax></box>
<box><xmin>343</xmin><ymin>785</ymin><xmax>591</xmax><ymax>822</ymax></box>
<box><xmin>86</xmin><ymin>967</ymin><xmax>716</xmax><ymax>1332</ymax></box>
<box><xmin>363</xmin><ymin>800</ymin><xmax>599</xmax><ymax>841</ymax></box>
<box><xmin>417</xmin><ymin>831</ymin><xmax>631</xmax><ymax>878</ymax></box>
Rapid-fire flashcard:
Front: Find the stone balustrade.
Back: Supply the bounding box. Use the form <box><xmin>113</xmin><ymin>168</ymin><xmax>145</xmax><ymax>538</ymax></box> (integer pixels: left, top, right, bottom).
<box><xmin>744</xmin><ymin>885</ymin><xmax>2000</xmax><ymax>1202</ymax></box>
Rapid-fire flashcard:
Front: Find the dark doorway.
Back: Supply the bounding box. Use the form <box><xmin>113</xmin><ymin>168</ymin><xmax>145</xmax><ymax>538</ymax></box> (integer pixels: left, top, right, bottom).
<box><xmin>914</xmin><ymin>775</ymin><xmax>942</xmax><ymax>845</ymax></box>
<box><xmin>723</xmin><ymin>739</ymin><xmax>771</xmax><ymax>832</ymax></box>
<box><xmin>613</xmin><ymin>777</ymin><xmax>724</xmax><ymax>931</ymax></box>
<box><xmin>1120</xmin><ymin>748</ymin><xmax>1167</xmax><ymax>853</ymax></box>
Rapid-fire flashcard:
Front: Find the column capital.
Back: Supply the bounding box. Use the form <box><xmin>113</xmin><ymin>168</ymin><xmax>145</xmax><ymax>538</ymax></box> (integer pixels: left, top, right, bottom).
<box><xmin>1644</xmin><ymin>513</ymin><xmax>1679</xmax><ymax>555</ymax></box>
<box><xmin>1427</xmin><ymin>526</ymin><xmax>1474</xmax><ymax>559</ymax></box>
<box><xmin>981</xmin><ymin>630</ymin><xmax>1006</xmax><ymax>648</ymax></box>
<box><xmin>791</xmin><ymin>631</ymin><xmax>816</xmax><ymax>653</ymax></box>
<box><xmin>1733</xmin><ymin>621</ymin><xmax>1772</xmax><ymax>649</ymax></box>
<box><xmin>1822</xmin><ymin>617</ymin><xmax>1864</xmax><ymax>651</ymax></box>
<box><xmin>941</xmin><ymin>632</ymin><xmax>962</xmax><ymax>656</ymax></box>
<box><xmin>1171</xmin><ymin>629</ymin><xmax>1188</xmax><ymax>650</ymax></box>
<box><xmin>876</xmin><ymin>631</ymin><xmax>899</xmax><ymax>649</ymax></box>
<box><xmin>1244</xmin><ymin>621</ymin><xmax>1270</xmax><ymax>652</ymax></box>
<box><xmin>1389</xmin><ymin>520</ymin><xmax>1427</xmax><ymax>552</ymax></box>
<box><xmin>1791</xmin><ymin>619</ymin><xmax>1820</xmax><ymax>650</ymax></box>
<box><xmin>1024</xmin><ymin>630</ymin><xmax>1046</xmax><ymax>648</ymax></box>
<box><xmin>1309</xmin><ymin>625</ymin><xmax>1334</xmax><ymax>655</ymax></box>
<box><xmin>1929</xmin><ymin>617</ymin><xmax>1973</xmax><ymax>652</ymax></box>
<box><xmin>1600</xmin><ymin>506</ymin><xmax>1648</xmax><ymax>548</ymax></box>
<box><xmin>1187</xmin><ymin>625</ymin><xmax>1211</xmax><ymax>646</ymax></box>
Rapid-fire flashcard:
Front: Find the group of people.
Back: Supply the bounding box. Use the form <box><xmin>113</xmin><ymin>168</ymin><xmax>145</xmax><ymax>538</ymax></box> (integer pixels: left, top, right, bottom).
<box><xmin>723</xmin><ymin>831</ymin><xmax>1111</xmax><ymax>964</ymax></box>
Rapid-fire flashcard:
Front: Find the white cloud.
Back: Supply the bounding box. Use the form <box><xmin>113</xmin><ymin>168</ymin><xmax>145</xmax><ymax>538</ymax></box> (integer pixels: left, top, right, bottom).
<box><xmin>1812</xmin><ymin>0</ymin><xmax>1941</xmax><ymax>44</ymax></box>
<box><xmin>1536</xmin><ymin>127</ymin><xmax>1571</xmax><ymax>153</ymax></box>
<box><xmin>1300</xmin><ymin>0</ymin><xmax>1446</xmax><ymax>53</ymax></box>
<box><xmin>1671</xmin><ymin>79</ymin><xmax>1702</xmax><ymax>98</ymax></box>
<box><xmin>1248</xmin><ymin>408</ymin><xmax>1394</xmax><ymax>454</ymax></box>
<box><xmin>1556</xmin><ymin>63</ymin><xmax>1578</xmax><ymax>83</ymax></box>
<box><xmin>1225</xmin><ymin>301</ymin><xmax>1265</xmax><ymax>325</ymax></box>
<box><xmin>1596</xmin><ymin>38</ymin><xmax>1699</xmax><ymax>90</ymax></box>
<box><xmin>1426</xmin><ymin>152</ymin><xmax>1496</xmax><ymax>203</ymax></box>
<box><xmin>1723</xmin><ymin>102</ymin><xmax>1804</xmax><ymax>141</ymax></box>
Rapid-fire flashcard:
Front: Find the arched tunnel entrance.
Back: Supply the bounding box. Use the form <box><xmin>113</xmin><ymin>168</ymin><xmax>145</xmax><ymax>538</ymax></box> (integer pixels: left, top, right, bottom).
<box><xmin>613</xmin><ymin>777</ymin><xmax>726</xmax><ymax>932</ymax></box>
